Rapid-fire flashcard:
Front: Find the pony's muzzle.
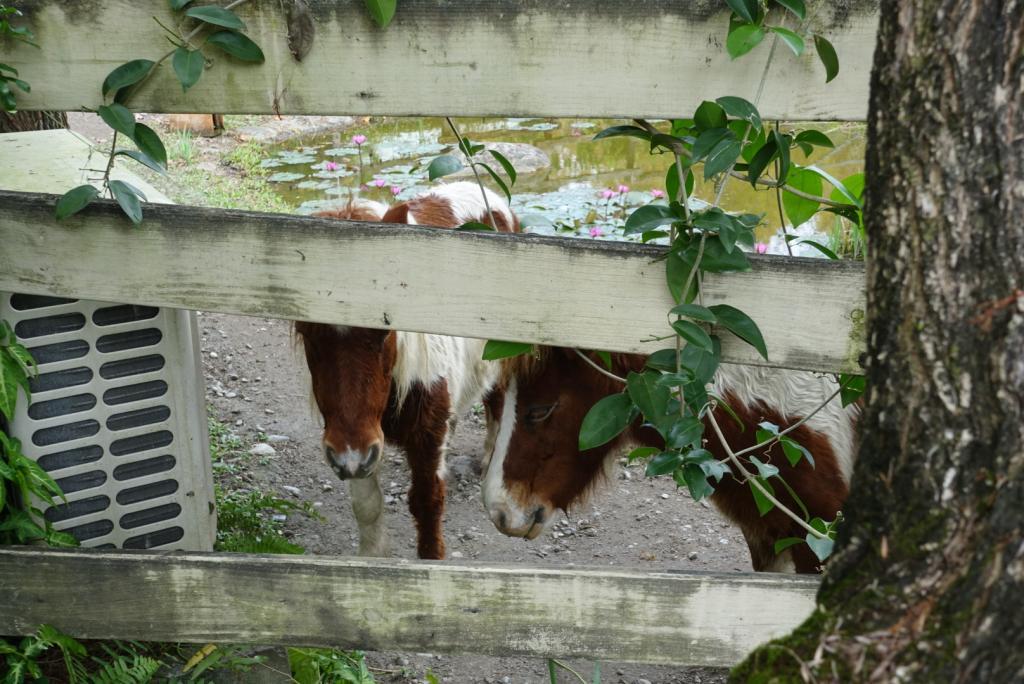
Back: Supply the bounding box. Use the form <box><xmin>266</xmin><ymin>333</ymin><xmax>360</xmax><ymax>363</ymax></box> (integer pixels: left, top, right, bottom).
<box><xmin>487</xmin><ymin>501</ymin><xmax>548</xmax><ymax>540</ymax></box>
<box><xmin>325</xmin><ymin>442</ymin><xmax>382</xmax><ymax>479</ymax></box>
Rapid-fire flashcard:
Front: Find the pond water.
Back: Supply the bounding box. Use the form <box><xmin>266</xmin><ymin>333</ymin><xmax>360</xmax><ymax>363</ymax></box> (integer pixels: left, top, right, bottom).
<box><xmin>264</xmin><ymin>117</ymin><xmax>865</xmax><ymax>250</ymax></box>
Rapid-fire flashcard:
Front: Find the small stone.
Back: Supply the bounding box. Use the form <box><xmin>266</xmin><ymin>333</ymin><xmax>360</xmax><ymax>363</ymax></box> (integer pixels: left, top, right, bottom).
<box><xmin>398</xmin><ymin>657</ymin><xmax>409</xmax><ymax>666</ymax></box>
<box><xmin>322</xmin><ymin>483</ymin><xmax>334</xmax><ymax>492</ymax></box>
<box><xmin>313</xmin><ymin>501</ymin><xmax>323</xmax><ymax>508</ymax></box>
<box><xmin>234</xmin><ymin>419</ymin><xmax>243</xmax><ymax>426</ymax></box>
<box><xmin>245</xmin><ymin>343</ymin><xmax>253</xmax><ymax>350</ymax></box>
<box><xmin>384</xmin><ymin>495</ymin><xmax>396</xmax><ymax>505</ymax></box>
<box><xmin>620</xmin><ymin>470</ymin><xmax>632</xmax><ymax>480</ymax></box>
<box><xmin>264</xmin><ymin>408</ymin><xmax>275</xmax><ymax>414</ymax></box>
<box><xmin>688</xmin><ymin>551</ymin><xmax>699</xmax><ymax>560</ymax></box>
<box><xmin>660</xmin><ymin>493</ymin><xmax>669</xmax><ymax>499</ymax></box>
<box><xmin>501</xmin><ymin>677</ymin><xmax>511</xmax><ymax>684</ymax></box>
<box><xmin>584</xmin><ymin>528</ymin><xmax>598</xmax><ymax>537</ymax></box>
<box><xmin>450</xmin><ymin>551</ymin><xmax>464</xmax><ymax>559</ymax></box>
<box><xmin>224</xmin><ymin>391</ymin><xmax>237</xmax><ymax>399</ymax></box>
<box><xmin>634</xmin><ymin>679</ymin><xmax>652</xmax><ymax>684</ymax></box>
<box><xmin>719</xmin><ymin>538</ymin><xmax>729</xmax><ymax>545</ymax></box>
<box><xmin>271</xmin><ymin>514</ymin><xmax>287</xmax><ymax>523</ymax></box>
<box><xmin>229</xmin><ymin>373</ymin><xmax>239</xmax><ymax>380</ymax></box>
<box><xmin>282</xmin><ymin>485</ymin><xmax>301</xmax><ymax>497</ymax></box>
<box><xmin>209</xmin><ymin>351</ymin><xmax>219</xmax><ymax>359</ymax></box>
<box><xmin>267</xmin><ymin>434</ymin><xmax>290</xmax><ymax>444</ymax></box>
<box><xmin>249</xmin><ymin>443</ymin><xmax>276</xmax><ymax>457</ymax></box>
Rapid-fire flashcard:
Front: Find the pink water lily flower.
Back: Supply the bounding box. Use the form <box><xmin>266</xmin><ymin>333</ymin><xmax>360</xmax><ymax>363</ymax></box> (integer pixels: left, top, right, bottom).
<box><xmin>600</xmin><ymin>189</ymin><xmax>616</xmax><ymax>200</ymax></box>
<box><xmin>372</xmin><ymin>178</ymin><xmax>387</xmax><ymax>187</ymax></box>
<box><xmin>324</xmin><ymin>161</ymin><xmax>339</xmax><ymax>172</ymax></box>
<box><xmin>589</xmin><ymin>227</ymin><xmax>605</xmax><ymax>238</ymax></box>
<box><xmin>617</xmin><ymin>184</ymin><xmax>630</xmax><ymax>194</ymax></box>
<box><xmin>352</xmin><ymin>134</ymin><xmax>367</xmax><ymax>145</ymax></box>
<box><xmin>390</xmin><ymin>186</ymin><xmax>402</xmax><ymax>196</ymax></box>
<box><xmin>755</xmin><ymin>242</ymin><xmax>769</xmax><ymax>254</ymax></box>
<box><xmin>650</xmin><ymin>189</ymin><xmax>665</xmax><ymax>199</ymax></box>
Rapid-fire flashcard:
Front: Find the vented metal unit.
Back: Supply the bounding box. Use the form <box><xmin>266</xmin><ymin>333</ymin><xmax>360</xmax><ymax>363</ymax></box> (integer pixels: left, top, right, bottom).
<box><xmin>1</xmin><ymin>292</ymin><xmax>215</xmax><ymax>550</ymax></box>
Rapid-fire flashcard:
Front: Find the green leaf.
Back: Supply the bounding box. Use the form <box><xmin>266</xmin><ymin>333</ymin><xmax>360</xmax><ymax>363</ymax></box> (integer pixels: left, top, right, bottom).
<box><xmin>708</xmin><ymin>304</ymin><xmax>768</xmax><ymax>359</ymax></box>
<box><xmin>131</xmin><ymin>123</ymin><xmax>167</xmax><ymax>168</ymax></box>
<box><xmin>626</xmin><ymin>371</ymin><xmax>671</xmax><ymax>430</ymax></box>
<box><xmin>814</xmin><ymin>34</ymin><xmax>839</xmax><ymax>82</ymax></box>
<box><xmin>805</xmin><ymin>165</ymin><xmax>861</xmax><ymax>208</ymax></box>
<box><xmin>579</xmin><ymin>393</ymin><xmax>634</xmax><ymax>450</ymax></box>
<box><xmin>481</xmin><ymin>340</ymin><xmax>533</xmax><ymax>360</ymax></box>
<box><xmin>830</xmin><ymin>172</ymin><xmax>865</xmax><ymax>207</ymax></box>
<box><xmin>101</xmin><ymin>59</ymin><xmax>155</xmax><ymax>99</ymax></box>
<box><xmin>0</xmin><ymin>63</ymin><xmax>18</xmax><ymax>76</ymax></box>
<box><xmin>477</xmin><ymin>161</ymin><xmax>512</xmax><ymax>203</ymax></box>
<box><xmin>794</xmin><ymin>129</ymin><xmax>834</xmax><ymax>149</ymax></box>
<box><xmin>692</xmin><ymin>240</ymin><xmax>751</xmax><ymax>272</ymax></box>
<box><xmin>691</xmin><ymin>127</ymin><xmax>733</xmax><ymax>161</ymax></box>
<box><xmin>623</xmin><ymin>204</ymin><xmax>676</xmax><ymax>235</ymax></box>
<box><xmin>727</xmin><ymin>24</ymin><xmax>765</xmax><ymax>59</ymax></box>
<box><xmin>170</xmin><ymin>0</ymin><xmax>197</xmax><ymax>9</ymax></box>
<box><xmin>669</xmin><ymin>303</ymin><xmax>717</xmax><ymax>323</ymax></box>
<box><xmin>455</xmin><ymin>221</ymin><xmax>496</xmax><ymax>232</ymax></box>
<box><xmin>0</xmin><ymin>351</ymin><xmax>28</xmax><ymax>420</ymax></box>
<box><xmin>680</xmin><ymin>463</ymin><xmax>715</xmax><ymax>500</ymax></box>
<box><xmin>206</xmin><ymin>30</ymin><xmax>265</xmax><ymax>62</ymax></box>
<box><xmin>750</xmin><ymin>477</ymin><xmax>775</xmax><ymax>516</ymax></box>
<box><xmin>725</xmin><ymin>0</ymin><xmax>759</xmax><ymax>24</ymax></box>
<box><xmin>667</xmin><ymin>416</ymin><xmax>704</xmax><ymax>449</ymax></box>
<box><xmin>595</xmin><ymin>350</ymin><xmax>612</xmax><ymax>369</ymax></box>
<box><xmin>781</xmin><ymin>436</ymin><xmax>814</xmax><ymax>467</ymax></box>
<box><xmin>364</xmin><ymin>0</ymin><xmax>397</xmax><ymax>27</ymax></box>
<box><xmin>693</xmin><ymin>101</ymin><xmax>727</xmax><ymax>132</ymax></box>
<box><xmin>703</xmin><ymin>139</ymin><xmax>742</xmax><ymax>179</ymax></box>
<box><xmin>109</xmin><ymin>180</ymin><xmax>144</xmax><ymax>225</ymax></box>
<box><xmin>773</xmin><ymin>536</ymin><xmax>804</xmax><ymax>554</ymax></box>
<box><xmin>782</xmin><ymin>167</ymin><xmax>823</xmax><ymax>228</ymax></box>
<box><xmin>749</xmin><ymin>455</ymin><xmax>779</xmax><ymax>479</ymax></box>
<box><xmin>715</xmin><ymin>96</ymin><xmax>762</xmax><ymax>130</ymax></box>
<box><xmin>774</xmin><ymin>0</ymin><xmax>806</xmax><ymax>19</ymax></box>
<box><xmin>768</xmin><ymin>26</ymin><xmax>805</xmax><ymax>56</ymax></box>
<box><xmin>665</xmin><ymin>163</ymin><xmax>694</xmax><ymax>202</ymax></box>
<box><xmin>427</xmin><ymin>154</ymin><xmax>462</xmax><ymax>180</ymax></box>
<box><xmin>627</xmin><ymin>446</ymin><xmax>660</xmax><ymax>463</ymax></box>
<box><xmin>665</xmin><ymin>251</ymin><xmax>698</xmax><ymax>304</ymax></box>
<box><xmin>746</xmin><ymin>137</ymin><xmax>778</xmax><ymax>187</ymax></box>
<box><xmin>114</xmin><ymin>149</ymin><xmax>166</xmax><ymax>175</ymax></box>
<box><xmin>646</xmin><ymin>451</ymin><xmax>682</xmax><ymax>477</ymax></box>
<box><xmin>172</xmin><ymin>47</ymin><xmax>204</xmax><ymax>92</ymax></box>
<box><xmin>672</xmin><ymin>320</ymin><xmax>714</xmax><ymax>353</ymax></box>
<box><xmin>788</xmin><ymin>237</ymin><xmax>839</xmax><ymax>260</ymax></box>
<box><xmin>186</xmin><ymin>5</ymin><xmax>245</xmax><ymax>30</ymax></box>
<box><xmin>0</xmin><ymin>82</ymin><xmax>16</xmax><ymax>112</ymax></box>
<box><xmin>806</xmin><ymin>532</ymin><xmax>834</xmax><ymax>561</ymax></box>
<box><xmin>839</xmin><ymin>373</ymin><xmax>866</xmax><ymax>407</ymax></box>
<box><xmin>54</xmin><ymin>184</ymin><xmax>99</xmax><ymax>221</ymax></box>
<box><xmin>771</xmin><ymin>129</ymin><xmax>791</xmax><ymax>184</ymax></box>
<box><xmin>97</xmin><ymin>103</ymin><xmax>135</xmax><ymax>137</ymax></box>
<box><xmin>488</xmin><ymin>149</ymin><xmax>517</xmax><ymax>186</ymax></box>
<box><xmin>593</xmin><ymin>125</ymin><xmax>651</xmax><ymax>142</ymax></box>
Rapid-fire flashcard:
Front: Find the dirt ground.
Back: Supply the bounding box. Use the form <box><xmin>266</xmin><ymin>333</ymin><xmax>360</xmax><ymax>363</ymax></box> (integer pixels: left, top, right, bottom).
<box><xmin>68</xmin><ymin>114</ymin><xmax>761</xmax><ymax>684</ymax></box>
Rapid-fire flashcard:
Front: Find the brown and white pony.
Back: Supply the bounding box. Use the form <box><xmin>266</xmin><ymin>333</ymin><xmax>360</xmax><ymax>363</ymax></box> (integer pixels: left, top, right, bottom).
<box><xmin>295</xmin><ymin>182</ymin><xmax>518</xmax><ymax>559</ymax></box>
<box><xmin>481</xmin><ymin>348</ymin><xmax>859</xmax><ymax>573</ymax></box>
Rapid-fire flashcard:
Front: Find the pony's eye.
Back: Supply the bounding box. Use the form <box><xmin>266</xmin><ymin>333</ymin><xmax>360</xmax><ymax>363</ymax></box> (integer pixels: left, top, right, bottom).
<box><xmin>525</xmin><ymin>403</ymin><xmax>557</xmax><ymax>423</ymax></box>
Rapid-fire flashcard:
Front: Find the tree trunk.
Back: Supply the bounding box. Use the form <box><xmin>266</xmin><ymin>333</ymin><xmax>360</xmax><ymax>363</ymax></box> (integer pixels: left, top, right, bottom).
<box><xmin>0</xmin><ymin>111</ymin><xmax>67</xmax><ymax>133</ymax></box>
<box><xmin>733</xmin><ymin>0</ymin><xmax>1024</xmax><ymax>681</ymax></box>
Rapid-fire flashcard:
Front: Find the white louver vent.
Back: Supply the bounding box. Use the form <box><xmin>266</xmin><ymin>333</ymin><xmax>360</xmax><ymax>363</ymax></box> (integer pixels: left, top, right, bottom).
<box><xmin>2</xmin><ymin>292</ymin><xmax>215</xmax><ymax>550</ymax></box>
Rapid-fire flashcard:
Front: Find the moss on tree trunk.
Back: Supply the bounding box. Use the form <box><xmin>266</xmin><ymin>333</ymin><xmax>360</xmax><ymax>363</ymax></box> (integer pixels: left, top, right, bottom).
<box><xmin>733</xmin><ymin>0</ymin><xmax>1024</xmax><ymax>680</ymax></box>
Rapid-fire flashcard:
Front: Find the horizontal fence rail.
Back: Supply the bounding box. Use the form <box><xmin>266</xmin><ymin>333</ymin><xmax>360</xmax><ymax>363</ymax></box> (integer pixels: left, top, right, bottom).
<box><xmin>0</xmin><ymin>190</ymin><xmax>866</xmax><ymax>373</ymax></box>
<box><xmin>8</xmin><ymin>0</ymin><xmax>879</xmax><ymax>120</ymax></box>
<box><xmin>0</xmin><ymin>547</ymin><xmax>820</xmax><ymax>667</ymax></box>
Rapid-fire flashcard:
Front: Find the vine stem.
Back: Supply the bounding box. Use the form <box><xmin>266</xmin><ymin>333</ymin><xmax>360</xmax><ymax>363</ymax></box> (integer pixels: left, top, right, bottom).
<box><xmin>631</xmin><ymin>118</ymin><xmax>854</xmax><ymax>209</ymax></box>
<box><xmin>444</xmin><ymin>116</ymin><xmax>498</xmax><ymax>229</ymax></box>
<box><xmin>548</xmin><ymin>659</ymin><xmax>589</xmax><ymax>684</ymax></box>
<box><xmin>731</xmin><ymin>382</ymin><xmax>846</xmax><ymax>459</ymax></box>
<box><xmin>705</xmin><ymin>408</ymin><xmax>830</xmax><ymax>540</ymax></box>
<box><xmin>101</xmin><ymin>130</ymin><xmax>119</xmax><ymax>195</ymax></box>
<box><xmin>573</xmin><ymin>349</ymin><xmax>626</xmax><ymax>384</ymax></box>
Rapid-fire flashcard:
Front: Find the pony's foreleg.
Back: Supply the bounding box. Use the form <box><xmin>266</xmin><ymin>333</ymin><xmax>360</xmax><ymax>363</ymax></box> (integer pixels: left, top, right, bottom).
<box><xmin>349</xmin><ymin>471</ymin><xmax>389</xmax><ymax>557</ymax></box>
<box><xmin>405</xmin><ymin>440</ymin><xmax>447</xmax><ymax>560</ymax></box>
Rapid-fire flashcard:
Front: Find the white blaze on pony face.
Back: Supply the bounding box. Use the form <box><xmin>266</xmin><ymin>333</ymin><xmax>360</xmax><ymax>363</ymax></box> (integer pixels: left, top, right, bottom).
<box><xmin>481</xmin><ymin>379</ymin><xmax>552</xmax><ymax>540</ymax></box>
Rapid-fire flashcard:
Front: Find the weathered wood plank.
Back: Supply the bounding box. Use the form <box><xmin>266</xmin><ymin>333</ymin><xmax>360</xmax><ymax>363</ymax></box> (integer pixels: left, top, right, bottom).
<box><xmin>0</xmin><ymin>547</ymin><xmax>820</xmax><ymax>666</ymax></box>
<box><xmin>7</xmin><ymin>0</ymin><xmax>879</xmax><ymax>120</ymax></box>
<box><xmin>0</xmin><ymin>190</ymin><xmax>866</xmax><ymax>373</ymax></box>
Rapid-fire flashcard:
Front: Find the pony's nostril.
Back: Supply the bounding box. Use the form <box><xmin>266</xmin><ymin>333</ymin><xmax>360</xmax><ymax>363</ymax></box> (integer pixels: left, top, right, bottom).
<box><xmin>533</xmin><ymin>507</ymin><xmax>546</xmax><ymax>525</ymax></box>
<box><xmin>324</xmin><ymin>445</ymin><xmax>337</xmax><ymax>463</ymax></box>
<box><xmin>497</xmin><ymin>511</ymin><xmax>508</xmax><ymax>530</ymax></box>
<box><xmin>366</xmin><ymin>442</ymin><xmax>382</xmax><ymax>466</ymax></box>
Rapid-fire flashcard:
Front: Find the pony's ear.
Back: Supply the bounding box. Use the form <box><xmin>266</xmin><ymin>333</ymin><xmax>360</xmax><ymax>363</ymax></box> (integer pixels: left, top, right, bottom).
<box><xmin>382</xmin><ymin>203</ymin><xmax>410</xmax><ymax>224</ymax></box>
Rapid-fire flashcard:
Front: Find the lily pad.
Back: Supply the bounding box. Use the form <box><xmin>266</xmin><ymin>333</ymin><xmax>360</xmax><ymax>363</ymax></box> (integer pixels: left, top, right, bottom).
<box><xmin>267</xmin><ymin>172</ymin><xmax>306</xmax><ymax>183</ymax></box>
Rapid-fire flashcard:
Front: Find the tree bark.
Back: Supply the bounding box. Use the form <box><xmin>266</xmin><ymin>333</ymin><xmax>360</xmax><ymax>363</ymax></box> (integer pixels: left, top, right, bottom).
<box><xmin>733</xmin><ymin>0</ymin><xmax>1024</xmax><ymax>681</ymax></box>
<box><xmin>0</xmin><ymin>111</ymin><xmax>67</xmax><ymax>133</ymax></box>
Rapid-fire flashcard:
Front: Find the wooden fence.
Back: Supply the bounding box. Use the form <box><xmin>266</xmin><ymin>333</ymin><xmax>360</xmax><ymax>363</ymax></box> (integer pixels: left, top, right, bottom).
<box><xmin>0</xmin><ymin>0</ymin><xmax>879</xmax><ymax>667</ymax></box>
